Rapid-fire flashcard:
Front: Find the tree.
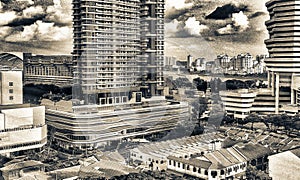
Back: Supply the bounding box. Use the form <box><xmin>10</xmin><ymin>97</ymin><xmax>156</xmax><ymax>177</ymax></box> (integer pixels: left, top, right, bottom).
<box><xmin>244</xmin><ymin>113</ymin><xmax>261</xmax><ymax>130</ymax></box>
<box><xmin>193</xmin><ymin>78</ymin><xmax>207</xmax><ymax>92</ymax></box>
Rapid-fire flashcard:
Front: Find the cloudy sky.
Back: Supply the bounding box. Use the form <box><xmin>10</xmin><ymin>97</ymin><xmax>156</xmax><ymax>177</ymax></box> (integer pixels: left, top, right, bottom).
<box><xmin>0</xmin><ymin>0</ymin><xmax>269</xmax><ymax>60</ymax></box>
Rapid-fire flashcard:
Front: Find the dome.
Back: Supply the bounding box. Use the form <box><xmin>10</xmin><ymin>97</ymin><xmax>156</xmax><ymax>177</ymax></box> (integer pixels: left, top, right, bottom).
<box><xmin>0</xmin><ymin>53</ymin><xmax>23</xmax><ymax>70</ymax></box>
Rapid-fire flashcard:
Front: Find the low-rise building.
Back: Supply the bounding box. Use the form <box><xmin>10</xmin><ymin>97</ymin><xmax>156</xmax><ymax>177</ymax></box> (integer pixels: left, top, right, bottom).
<box><xmin>23</xmin><ymin>53</ymin><xmax>73</xmax><ymax>86</ymax></box>
<box><xmin>167</xmin><ymin>143</ymin><xmax>271</xmax><ymax>180</ymax></box>
<box><xmin>130</xmin><ymin>133</ymin><xmax>224</xmax><ymax>171</ymax></box>
<box><xmin>43</xmin><ymin>96</ymin><xmax>190</xmax><ymax>150</ymax></box>
<box><xmin>268</xmin><ymin>148</ymin><xmax>300</xmax><ymax>180</ymax></box>
<box><xmin>0</xmin><ymin>160</ymin><xmax>46</xmax><ymax>180</ymax></box>
<box><xmin>0</xmin><ymin>69</ymin><xmax>47</xmax><ymax>157</ymax></box>
<box><xmin>220</xmin><ymin>88</ymin><xmax>298</xmax><ymax>119</ymax></box>
<box><xmin>220</xmin><ymin>89</ymin><xmax>256</xmax><ymax>120</ymax></box>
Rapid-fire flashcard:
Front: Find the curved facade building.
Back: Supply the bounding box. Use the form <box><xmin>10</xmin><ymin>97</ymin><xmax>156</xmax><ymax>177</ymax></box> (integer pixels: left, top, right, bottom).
<box><xmin>220</xmin><ymin>89</ymin><xmax>257</xmax><ymax>120</ymax></box>
<box><xmin>265</xmin><ymin>0</ymin><xmax>300</xmax><ymax>113</ymax></box>
<box><xmin>45</xmin><ymin>99</ymin><xmax>189</xmax><ymax>149</ymax></box>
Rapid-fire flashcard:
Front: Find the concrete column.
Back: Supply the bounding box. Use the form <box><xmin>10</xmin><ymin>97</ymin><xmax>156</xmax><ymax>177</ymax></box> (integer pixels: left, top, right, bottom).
<box><xmin>267</xmin><ymin>71</ymin><xmax>271</xmax><ymax>87</ymax></box>
<box><xmin>275</xmin><ymin>73</ymin><xmax>280</xmax><ymax>114</ymax></box>
<box><xmin>272</xmin><ymin>71</ymin><xmax>275</xmax><ymax>96</ymax></box>
<box><xmin>291</xmin><ymin>89</ymin><xmax>295</xmax><ymax>105</ymax></box>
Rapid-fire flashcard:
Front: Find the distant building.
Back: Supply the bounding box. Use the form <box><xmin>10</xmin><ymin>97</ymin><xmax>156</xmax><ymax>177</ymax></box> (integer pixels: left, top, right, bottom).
<box><xmin>253</xmin><ymin>55</ymin><xmax>267</xmax><ymax>74</ymax></box>
<box><xmin>0</xmin><ymin>69</ymin><xmax>47</xmax><ymax>157</ymax></box>
<box><xmin>164</xmin><ymin>56</ymin><xmax>179</xmax><ymax>72</ymax></box>
<box><xmin>185</xmin><ymin>55</ymin><xmax>206</xmax><ymax>72</ymax></box>
<box><xmin>219</xmin><ymin>88</ymin><xmax>289</xmax><ymax>119</ymax></box>
<box><xmin>194</xmin><ymin>58</ymin><xmax>206</xmax><ymax>72</ymax></box>
<box><xmin>206</xmin><ymin>61</ymin><xmax>216</xmax><ymax>73</ymax></box>
<box><xmin>220</xmin><ymin>89</ymin><xmax>257</xmax><ymax>120</ymax></box>
<box><xmin>212</xmin><ymin>53</ymin><xmax>267</xmax><ymax>75</ymax></box>
<box><xmin>268</xmin><ymin>148</ymin><xmax>300</xmax><ymax>180</ymax></box>
<box><xmin>234</xmin><ymin>53</ymin><xmax>253</xmax><ymax>73</ymax></box>
<box><xmin>23</xmin><ymin>53</ymin><xmax>73</xmax><ymax>86</ymax></box>
<box><xmin>164</xmin><ymin>56</ymin><xmax>177</xmax><ymax>67</ymax></box>
<box><xmin>187</xmin><ymin>55</ymin><xmax>194</xmax><ymax>70</ymax></box>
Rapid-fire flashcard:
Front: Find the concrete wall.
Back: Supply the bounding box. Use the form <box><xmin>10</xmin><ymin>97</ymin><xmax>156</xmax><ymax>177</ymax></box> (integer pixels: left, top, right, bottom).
<box><xmin>269</xmin><ymin>151</ymin><xmax>300</xmax><ymax>180</ymax></box>
<box><xmin>2</xmin><ymin>108</ymin><xmax>33</xmax><ymax>129</ymax></box>
<box><xmin>32</xmin><ymin>106</ymin><xmax>45</xmax><ymax>125</ymax></box>
<box><xmin>0</xmin><ymin>126</ymin><xmax>46</xmax><ymax>147</ymax></box>
<box><xmin>0</xmin><ymin>114</ymin><xmax>4</xmax><ymax>130</ymax></box>
<box><xmin>0</xmin><ymin>71</ymin><xmax>23</xmax><ymax>105</ymax></box>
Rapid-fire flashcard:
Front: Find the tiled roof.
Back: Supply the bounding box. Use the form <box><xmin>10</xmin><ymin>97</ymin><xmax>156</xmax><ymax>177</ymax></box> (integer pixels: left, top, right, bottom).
<box><xmin>234</xmin><ymin>143</ymin><xmax>272</xmax><ymax>160</ymax></box>
<box><xmin>0</xmin><ymin>160</ymin><xmax>44</xmax><ymax>172</ymax></box>
<box><xmin>290</xmin><ymin>148</ymin><xmax>300</xmax><ymax>158</ymax></box>
<box><xmin>0</xmin><ymin>53</ymin><xmax>23</xmax><ymax>70</ymax></box>
<box><xmin>168</xmin><ymin>156</ymin><xmax>212</xmax><ymax>169</ymax></box>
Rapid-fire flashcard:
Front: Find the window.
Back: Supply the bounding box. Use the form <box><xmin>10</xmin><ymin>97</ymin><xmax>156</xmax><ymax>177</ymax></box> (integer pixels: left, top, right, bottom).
<box><xmin>9</xmin><ymin>82</ymin><xmax>13</xmax><ymax>86</ymax></box>
<box><xmin>221</xmin><ymin>170</ymin><xmax>225</xmax><ymax>175</ymax></box>
<box><xmin>9</xmin><ymin>89</ymin><xmax>13</xmax><ymax>93</ymax></box>
<box><xmin>9</xmin><ymin>96</ymin><xmax>13</xmax><ymax>100</ymax></box>
<box><xmin>211</xmin><ymin>171</ymin><xmax>217</xmax><ymax>178</ymax></box>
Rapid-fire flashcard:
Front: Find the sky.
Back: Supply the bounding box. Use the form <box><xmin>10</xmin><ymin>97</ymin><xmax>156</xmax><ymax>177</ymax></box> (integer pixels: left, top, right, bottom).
<box><xmin>0</xmin><ymin>0</ymin><xmax>269</xmax><ymax>60</ymax></box>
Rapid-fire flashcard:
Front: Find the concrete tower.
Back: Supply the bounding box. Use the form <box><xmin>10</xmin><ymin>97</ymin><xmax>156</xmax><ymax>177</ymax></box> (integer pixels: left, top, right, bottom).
<box><xmin>265</xmin><ymin>0</ymin><xmax>300</xmax><ymax>113</ymax></box>
<box><xmin>72</xmin><ymin>0</ymin><xmax>165</xmax><ymax>105</ymax></box>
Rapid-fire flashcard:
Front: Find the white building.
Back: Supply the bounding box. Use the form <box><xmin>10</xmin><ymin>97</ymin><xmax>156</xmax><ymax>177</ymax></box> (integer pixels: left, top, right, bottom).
<box><xmin>268</xmin><ymin>148</ymin><xmax>300</xmax><ymax>180</ymax></box>
<box><xmin>0</xmin><ymin>70</ymin><xmax>47</xmax><ymax>157</ymax></box>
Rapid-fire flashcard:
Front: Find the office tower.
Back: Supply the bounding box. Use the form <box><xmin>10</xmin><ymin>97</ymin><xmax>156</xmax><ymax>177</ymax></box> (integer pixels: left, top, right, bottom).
<box><xmin>72</xmin><ymin>0</ymin><xmax>165</xmax><ymax>105</ymax></box>
<box><xmin>265</xmin><ymin>0</ymin><xmax>300</xmax><ymax>113</ymax></box>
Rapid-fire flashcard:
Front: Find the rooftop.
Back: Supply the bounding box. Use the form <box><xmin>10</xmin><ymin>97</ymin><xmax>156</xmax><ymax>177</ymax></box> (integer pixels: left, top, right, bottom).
<box><xmin>1</xmin><ymin>160</ymin><xmax>44</xmax><ymax>172</ymax></box>
<box><xmin>0</xmin><ymin>53</ymin><xmax>23</xmax><ymax>70</ymax></box>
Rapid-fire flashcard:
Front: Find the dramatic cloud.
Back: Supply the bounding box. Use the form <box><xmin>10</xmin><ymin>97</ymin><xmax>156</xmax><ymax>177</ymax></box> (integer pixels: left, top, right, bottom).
<box><xmin>46</xmin><ymin>0</ymin><xmax>72</xmax><ymax>26</ymax></box>
<box><xmin>166</xmin><ymin>17</ymin><xmax>208</xmax><ymax>37</ymax></box>
<box><xmin>0</xmin><ymin>0</ymin><xmax>72</xmax><ymax>45</ymax></box>
<box><xmin>165</xmin><ymin>19</ymin><xmax>180</xmax><ymax>36</ymax></box>
<box><xmin>206</xmin><ymin>3</ymin><xmax>248</xmax><ymax>20</ymax></box>
<box><xmin>232</xmin><ymin>11</ymin><xmax>249</xmax><ymax>31</ymax></box>
<box><xmin>165</xmin><ymin>0</ymin><xmax>193</xmax><ymax>10</ymax></box>
<box><xmin>0</xmin><ymin>26</ymin><xmax>12</xmax><ymax>38</ymax></box>
<box><xmin>22</xmin><ymin>5</ymin><xmax>44</xmax><ymax>18</ymax></box>
<box><xmin>5</xmin><ymin>20</ymin><xmax>72</xmax><ymax>42</ymax></box>
<box><xmin>184</xmin><ymin>17</ymin><xmax>208</xmax><ymax>36</ymax></box>
<box><xmin>0</xmin><ymin>11</ymin><xmax>17</xmax><ymax>26</ymax></box>
<box><xmin>216</xmin><ymin>11</ymin><xmax>249</xmax><ymax>35</ymax></box>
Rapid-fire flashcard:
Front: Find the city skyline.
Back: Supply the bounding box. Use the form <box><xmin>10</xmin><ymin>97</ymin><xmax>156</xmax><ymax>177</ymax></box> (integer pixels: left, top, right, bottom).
<box><xmin>0</xmin><ymin>0</ymin><xmax>268</xmax><ymax>60</ymax></box>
